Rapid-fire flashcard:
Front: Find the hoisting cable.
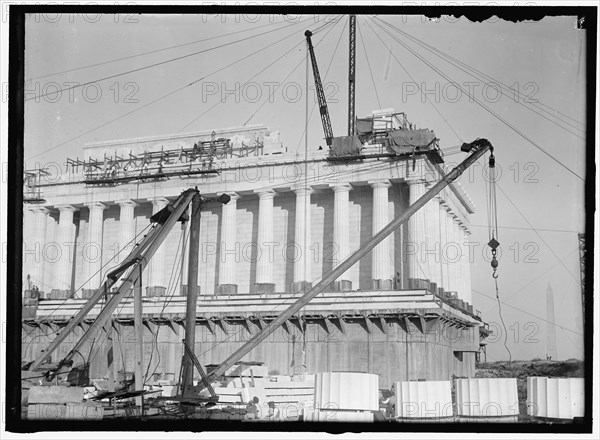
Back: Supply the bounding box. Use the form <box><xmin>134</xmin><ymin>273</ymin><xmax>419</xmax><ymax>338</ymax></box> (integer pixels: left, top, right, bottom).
<box><xmin>486</xmin><ymin>149</ymin><xmax>512</xmax><ymax>368</ymax></box>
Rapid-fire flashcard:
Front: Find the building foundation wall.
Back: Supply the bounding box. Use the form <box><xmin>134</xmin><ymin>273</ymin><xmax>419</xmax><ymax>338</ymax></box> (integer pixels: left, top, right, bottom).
<box><xmin>22</xmin><ymin>314</ymin><xmax>478</xmax><ymax>389</ymax></box>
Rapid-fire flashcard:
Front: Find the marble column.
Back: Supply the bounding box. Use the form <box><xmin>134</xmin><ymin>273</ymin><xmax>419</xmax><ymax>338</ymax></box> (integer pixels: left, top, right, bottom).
<box><xmin>25</xmin><ymin>206</ymin><xmax>49</xmax><ymax>294</ymax></box>
<box><xmin>370</xmin><ymin>180</ymin><xmax>393</xmax><ymax>290</ymax></box>
<box><xmin>437</xmin><ymin>201</ymin><xmax>449</xmax><ymax>296</ymax></box>
<box><xmin>444</xmin><ymin>210</ymin><xmax>458</xmax><ymax>295</ymax></box>
<box><xmin>292</xmin><ymin>187</ymin><xmax>312</xmax><ymax>293</ymax></box>
<box><xmin>114</xmin><ymin>200</ymin><xmax>138</xmax><ymax>291</ymax></box>
<box><xmin>116</xmin><ymin>200</ymin><xmax>137</xmax><ymax>256</ymax></box>
<box><xmin>462</xmin><ymin>228</ymin><xmax>473</xmax><ymax>304</ymax></box>
<box><xmin>452</xmin><ymin>217</ymin><xmax>463</xmax><ymax>299</ymax></box>
<box><xmin>254</xmin><ymin>190</ymin><xmax>276</xmax><ymax>294</ymax></box>
<box><xmin>82</xmin><ymin>202</ymin><xmax>106</xmax><ymax>297</ymax></box>
<box><xmin>218</xmin><ymin>193</ymin><xmax>239</xmax><ymax>295</ymax></box>
<box><xmin>407</xmin><ymin>180</ymin><xmax>428</xmax><ymax>288</ymax></box>
<box><xmin>331</xmin><ymin>183</ymin><xmax>352</xmax><ymax>291</ymax></box>
<box><xmin>54</xmin><ymin>204</ymin><xmax>77</xmax><ymax>296</ymax></box>
<box><xmin>424</xmin><ymin>194</ymin><xmax>442</xmax><ymax>293</ymax></box>
<box><xmin>147</xmin><ymin>197</ymin><xmax>169</xmax><ymax>296</ymax></box>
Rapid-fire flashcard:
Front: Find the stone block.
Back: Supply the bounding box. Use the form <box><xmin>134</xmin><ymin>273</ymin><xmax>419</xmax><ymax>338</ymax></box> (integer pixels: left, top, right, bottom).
<box><xmin>217</xmin><ymin>284</ymin><xmax>238</xmax><ymax>295</ymax></box>
<box><xmin>23</xmin><ymin>297</ymin><xmax>38</xmax><ymax>307</ymax></box>
<box><xmin>335</xmin><ymin>280</ymin><xmax>352</xmax><ymax>292</ymax></box>
<box><xmin>81</xmin><ymin>289</ymin><xmax>96</xmax><ymax>299</ymax></box>
<box><xmin>146</xmin><ymin>286</ymin><xmax>166</xmax><ymax>297</ymax></box>
<box><xmin>28</xmin><ymin>385</ymin><xmax>84</xmax><ymax>404</ymax></box>
<box><xmin>372</xmin><ymin>279</ymin><xmax>393</xmax><ymax>291</ymax></box>
<box><xmin>180</xmin><ymin>285</ymin><xmax>200</xmax><ymax>297</ymax></box>
<box><xmin>253</xmin><ymin>283</ymin><xmax>276</xmax><ymax>295</ymax></box>
<box><xmin>291</xmin><ymin>281</ymin><xmax>312</xmax><ymax>294</ymax></box>
<box><xmin>27</xmin><ymin>402</ymin><xmax>103</xmax><ymax>420</ymax></box>
<box><xmin>22</xmin><ymin>306</ymin><xmax>37</xmax><ymax>319</ymax></box>
<box><xmin>49</xmin><ymin>289</ymin><xmax>70</xmax><ymax>300</ymax></box>
<box><xmin>409</xmin><ymin>278</ymin><xmax>430</xmax><ymax>290</ymax></box>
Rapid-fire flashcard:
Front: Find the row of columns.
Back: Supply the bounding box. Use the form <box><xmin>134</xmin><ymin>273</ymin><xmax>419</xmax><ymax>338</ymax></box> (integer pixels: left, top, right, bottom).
<box><xmin>405</xmin><ymin>181</ymin><xmax>472</xmax><ymax>301</ymax></box>
<box><xmin>25</xmin><ymin>180</ymin><xmax>472</xmax><ymax>301</ymax></box>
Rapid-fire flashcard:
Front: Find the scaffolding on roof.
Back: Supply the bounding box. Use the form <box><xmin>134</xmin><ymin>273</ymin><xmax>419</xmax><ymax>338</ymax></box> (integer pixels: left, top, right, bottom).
<box><xmin>61</xmin><ymin>132</ymin><xmax>264</xmax><ymax>186</ymax></box>
<box><xmin>23</xmin><ymin>169</ymin><xmax>50</xmax><ymax>203</ymax></box>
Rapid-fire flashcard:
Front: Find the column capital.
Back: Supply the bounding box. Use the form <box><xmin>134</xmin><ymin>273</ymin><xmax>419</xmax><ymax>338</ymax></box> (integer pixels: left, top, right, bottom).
<box><xmin>224</xmin><ymin>192</ymin><xmax>240</xmax><ymax>202</ymax></box>
<box><xmin>405</xmin><ymin>178</ymin><xmax>426</xmax><ymax>186</ymax></box>
<box><xmin>84</xmin><ymin>201</ymin><xmax>107</xmax><ymax>211</ymax></box>
<box><xmin>330</xmin><ymin>183</ymin><xmax>353</xmax><ymax>192</ymax></box>
<box><xmin>54</xmin><ymin>204</ymin><xmax>77</xmax><ymax>212</ymax></box>
<box><xmin>368</xmin><ymin>179</ymin><xmax>391</xmax><ymax>189</ymax></box>
<box><xmin>255</xmin><ymin>189</ymin><xmax>276</xmax><ymax>199</ymax></box>
<box><xmin>28</xmin><ymin>206</ymin><xmax>50</xmax><ymax>214</ymax></box>
<box><xmin>147</xmin><ymin>197</ymin><xmax>170</xmax><ymax>206</ymax></box>
<box><xmin>115</xmin><ymin>199</ymin><xmax>138</xmax><ymax>208</ymax></box>
<box><xmin>292</xmin><ymin>185</ymin><xmax>313</xmax><ymax>195</ymax></box>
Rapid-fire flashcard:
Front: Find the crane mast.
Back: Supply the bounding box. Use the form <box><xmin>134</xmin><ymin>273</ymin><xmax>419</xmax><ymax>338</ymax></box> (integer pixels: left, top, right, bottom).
<box><xmin>348</xmin><ymin>14</ymin><xmax>356</xmax><ymax>136</ymax></box>
<box><xmin>305</xmin><ymin>30</ymin><xmax>334</xmax><ymax>147</ymax></box>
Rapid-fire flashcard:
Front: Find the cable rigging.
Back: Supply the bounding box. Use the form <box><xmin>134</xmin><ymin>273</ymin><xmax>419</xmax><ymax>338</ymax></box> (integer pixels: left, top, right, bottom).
<box><xmin>357</xmin><ymin>19</ymin><xmax>382</xmax><ymax>111</ymax></box>
<box><xmin>375</xmin><ymin>17</ymin><xmax>585</xmax><ymax>136</ymax></box>
<box><xmin>361</xmin><ymin>17</ymin><xmax>464</xmax><ymax>145</ymax></box>
<box><xmin>294</xmin><ymin>16</ymin><xmax>348</xmax><ymax>153</ymax></box>
<box><xmin>369</xmin><ymin>17</ymin><xmax>584</xmax><ymax>182</ymax></box>
<box><xmin>243</xmin><ymin>16</ymin><xmax>345</xmax><ymax>129</ymax></box>
<box><xmin>26</xmin><ymin>17</ymin><xmax>317</xmax><ymax>102</ymax></box>
<box><xmin>25</xmin><ymin>18</ymin><xmax>322</xmax><ymax>163</ymax></box>
<box><xmin>482</xmin><ymin>146</ymin><xmax>512</xmax><ymax>367</ymax></box>
<box><xmin>180</xmin><ymin>17</ymin><xmax>344</xmax><ymax>132</ymax></box>
<box><xmin>26</xmin><ymin>19</ymin><xmax>292</xmax><ymax>82</ymax></box>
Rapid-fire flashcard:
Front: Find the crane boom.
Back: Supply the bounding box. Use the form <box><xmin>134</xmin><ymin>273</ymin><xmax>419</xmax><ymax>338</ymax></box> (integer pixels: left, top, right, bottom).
<box><xmin>202</xmin><ymin>139</ymin><xmax>494</xmax><ymax>385</ymax></box>
<box><xmin>305</xmin><ymin>30</ymin><xmax>334</xmax><ymax>146</ymax></box>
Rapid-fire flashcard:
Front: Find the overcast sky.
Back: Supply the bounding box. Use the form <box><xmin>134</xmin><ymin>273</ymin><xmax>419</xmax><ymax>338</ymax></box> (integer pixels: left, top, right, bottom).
<box><xmin>23</xmin><ymin>12</ymin><xmax>587</xmax><ymax>362</ymax></box>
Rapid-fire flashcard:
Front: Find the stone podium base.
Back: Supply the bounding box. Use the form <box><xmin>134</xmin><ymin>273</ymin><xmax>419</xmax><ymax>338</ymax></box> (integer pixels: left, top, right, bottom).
<box><xmin>291</xmin><ymin>281</ymin><xmax>312</xmax><ymax>294</ymax></box>
<box><xmin>217</xmin><ymin>284</ymin><xmax>238</xmax><ymax>295</ymax></box>
<box><xmin>372</xmin><ymin>279</ymin><xmax>393</xmax><ymax>291</ymax></box>
<box><xmin>252</xmin><ymin>283</ymin><xmax>276</xmax><ymax>295</ymax></box>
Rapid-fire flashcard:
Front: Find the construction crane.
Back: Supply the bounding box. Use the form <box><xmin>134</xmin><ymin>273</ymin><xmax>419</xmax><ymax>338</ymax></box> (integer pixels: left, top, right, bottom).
<box><xmin>305</xmin><ymin>30</ymin><xmax>334</xmax><ymax>147</ymax></box>
<box><xmin>306</xmin><ymin>16</ymin><xmax>357</xmax><ymax>144</ymax></box>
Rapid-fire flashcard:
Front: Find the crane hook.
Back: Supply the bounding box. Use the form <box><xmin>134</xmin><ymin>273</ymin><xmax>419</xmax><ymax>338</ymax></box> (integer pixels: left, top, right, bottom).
<box><xmin>491</xmin><ymin>252</ymin><xmax>499</xmax><ymax>278</ymax></box>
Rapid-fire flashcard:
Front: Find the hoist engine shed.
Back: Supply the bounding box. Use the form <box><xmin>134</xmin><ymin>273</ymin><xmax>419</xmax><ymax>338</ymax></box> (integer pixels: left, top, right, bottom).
<box><xmin>22</xmin><ymin>115</ymin><xmax>488</xmax><ymax>389</ymax></box>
